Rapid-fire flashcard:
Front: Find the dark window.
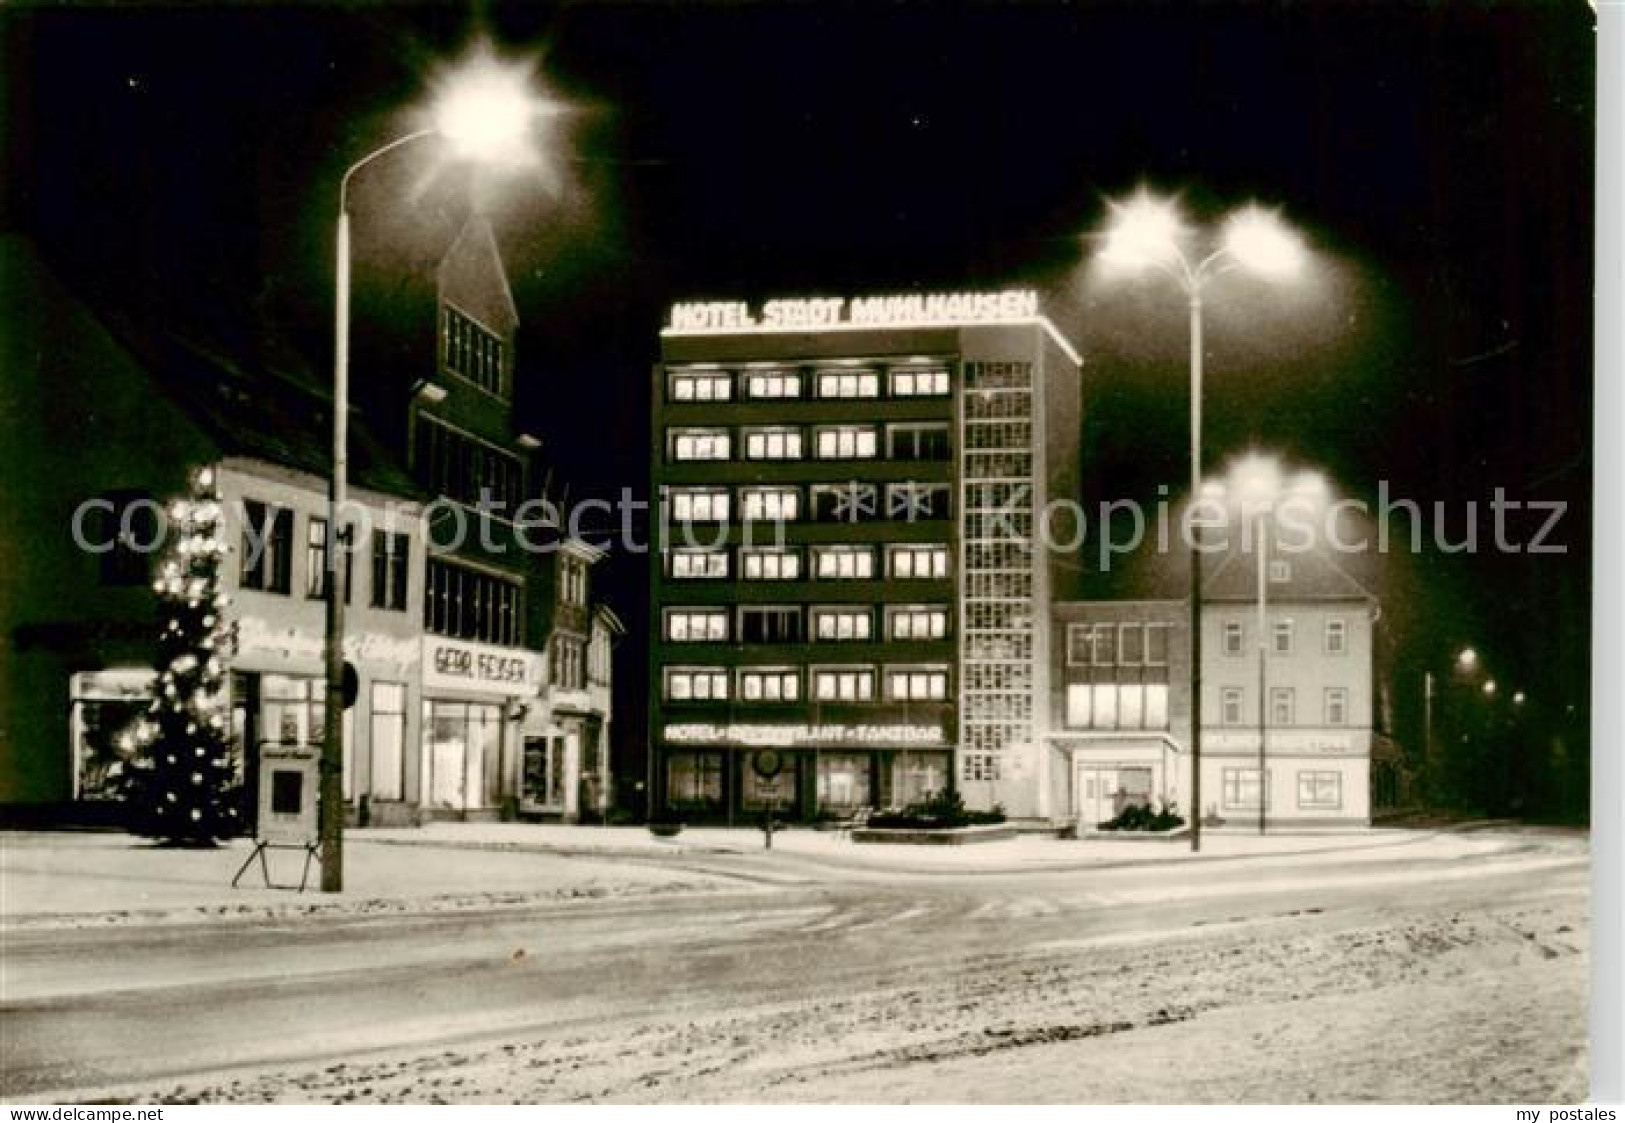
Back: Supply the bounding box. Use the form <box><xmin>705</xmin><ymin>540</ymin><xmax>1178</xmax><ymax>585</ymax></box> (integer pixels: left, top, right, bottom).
<box><xmin>740</xmin><ymin>607</ymin><xmax>803</xmax><ymax>644</ymax></box>
<box><xmin>305</xmin><ymin>517</ymin><xmax>353</xmax><ymax>603</ymax></box>
<box><xmin>415</xmin><ymin>417</ymin><xmax>524</xmax><ymax>510</ymax></box>
<box><xmin>425</xmin><ymin>559</ymin><xmax>521</xmax><ymax>645</ymax></box>
<box><xmin>97</xmin><ymin>490</ymin><xmax>159</xmax><ymax>586</ymax></box>
<box><xmin>240</xmin><ymin>501</ymin><xmax>293</xmax><ymax>594</ymax></box>
<box><xmin>887</xmin><ymin>424</ymin><xmax>952</xmax><ymax>462</ymax></box>
<box><xmin>371</xmin><ymin>530</ymin><xmax>410</xmax><ymax>611</ymax></box>
<box><xmin>442</xmin><ymin>306</ymin><xmax>506</xmax><ymax>396</ymax></box>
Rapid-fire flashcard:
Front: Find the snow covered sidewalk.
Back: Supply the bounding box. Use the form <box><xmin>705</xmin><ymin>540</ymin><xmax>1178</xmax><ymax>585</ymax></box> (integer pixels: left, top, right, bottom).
<box><xmin>0</xmin><ymin>830</ymin><xmax>737</xmax><ymax>929</ymax></box>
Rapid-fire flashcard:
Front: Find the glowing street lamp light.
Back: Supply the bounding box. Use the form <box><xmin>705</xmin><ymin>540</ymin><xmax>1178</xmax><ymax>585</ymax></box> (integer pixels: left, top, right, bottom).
<box><xmin>320</xmin><ymin>45</ymin><xmax>553</xmax><ymax>893</ymax></box>
<box><xmin>1095</xmin><ymin>190</ymin><xmax>1310</xmax><ymax>853</ymax></box>
<box><xmin>1457</xmin><ymin>647</ymin><xmax>1479</xmax><ymax>671</ymax></box>
<box><xmin>1513</xmin><ymin>691</ymin><xmax>1527</xmax><ymax>706</ymax></box>
<box><xmin>1483</xmin><ymin>680</ymin><xmax>1498</xmax><ymax>697</ymax></box>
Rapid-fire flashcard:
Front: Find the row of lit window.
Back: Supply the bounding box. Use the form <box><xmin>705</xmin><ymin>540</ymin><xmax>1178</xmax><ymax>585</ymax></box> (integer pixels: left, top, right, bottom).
<box><xmin>666</xmin><ymin>543</ymin><xmax>950</xmax><ymax>582</ymax></box>
<box><xmin>1220</xmin><ymin>617</ymin><xmax>1349</xmax><ymax>657</ymax></box>
<box><xmin>666</xmin><ymin>483</ymin><xmax>952</xmax><ymax>523</ymax></box>
<box><xmin>668</xmin><ymin>365</ymin><xmax>951</xmax><ymax>403</ymax></box>
<box><xmin>443</xmin><ymin>307</ymin><xmax>506</xmax><ymax>397</ymax></box>
<box><xmin>1065</xmin><ymin>622</ymin><xmax>1173</xmax><ymax>668</ymax></box>
<box><xmin>664</xmin><ymin>665</ymin><xmax>951</xmax><ymax>703</ymax></box>
<box><xmin>663</xmin><ymin>605</ymin><xmax>951</xmax><ymax>644</ymax></box>
<box><xmin>668</xmin><ymin>423</ymin><xmax>950</xmax><ymax>463</ymax></box>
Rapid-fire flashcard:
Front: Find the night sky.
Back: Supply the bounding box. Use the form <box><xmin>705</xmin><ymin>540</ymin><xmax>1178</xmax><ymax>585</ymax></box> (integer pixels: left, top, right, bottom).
<box><xmin>3</xmin><ymin>2</ymin><xmax>1596</xmax><ymax>758</ymax></box>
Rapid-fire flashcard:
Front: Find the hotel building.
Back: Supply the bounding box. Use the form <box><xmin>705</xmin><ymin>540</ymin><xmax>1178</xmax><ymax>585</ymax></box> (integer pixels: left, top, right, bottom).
<box><xmin>648</xmin><ymin>292</ymin><xmax>1081</xmax><ymax>822</ymax></box>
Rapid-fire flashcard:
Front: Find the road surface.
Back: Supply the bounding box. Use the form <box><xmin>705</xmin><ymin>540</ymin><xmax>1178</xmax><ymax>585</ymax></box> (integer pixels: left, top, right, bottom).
<box><xmin>0</xmin><ymin>828</ymin><xmax>1589</xmax><ymax>1103</ymax></box>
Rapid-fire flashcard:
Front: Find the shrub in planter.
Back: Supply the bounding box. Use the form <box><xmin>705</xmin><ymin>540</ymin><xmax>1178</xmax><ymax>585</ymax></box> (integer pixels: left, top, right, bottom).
<box><xmin>1097</xmin><ymin>800</ymin><xmax>1186</xmax><ymax>832</ymax></box>
<box><xmin>867</xmin><ymin>791</ymin><xmax>1007</xmax><ymax>830</ymax></box>
<box><xmin>648</xmin><ymin>813</ymin><xmax>684</xmax><ymax>838</ymax></box>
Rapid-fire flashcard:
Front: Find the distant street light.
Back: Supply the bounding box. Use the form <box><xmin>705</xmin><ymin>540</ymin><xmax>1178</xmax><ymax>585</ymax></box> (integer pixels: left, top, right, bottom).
<box><xmin>1210</xmin><ymin>453</ymin><xmax>1330</xmax><ymax>836</ymax></box>
<box><xmin>1483</xmin><ymin>680</ymin><xmax>1498</xmax><ymax>697</ymax></box>
<box><xmin>1457</xmin><ymin>647</ymin><xmax>1479</xmax><ymax>671</ymax></box>
<box><xmin>1095</xmin><ymin>189</ymin><xmax>1309</xmax><ymax>852</ymax></box>
<box><xmin>1514</xmin><ymin>691</ymin><xmax>1527</xmax><ymax>706</ymax></box>
<box><xmin>320</xmin><ymin>45</ymin><xmax>551</xmax><ymax>893</ymax></box>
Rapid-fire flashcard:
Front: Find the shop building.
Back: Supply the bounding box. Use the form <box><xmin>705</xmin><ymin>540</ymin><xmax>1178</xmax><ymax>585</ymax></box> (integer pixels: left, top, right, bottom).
<box><xmin>1049</xmin><ymin>547</ymin><xmax>1387</xmax><ymax>829</ymax></box>
<box><xmin>649</xmin><ymin>291</ymin><xmax>1081</xmax><ymax>822</ymax></box>
<box><xmin>1</xmin><ymin>234</ymin><xmax>426</xmax><ymax>823</ymax></box>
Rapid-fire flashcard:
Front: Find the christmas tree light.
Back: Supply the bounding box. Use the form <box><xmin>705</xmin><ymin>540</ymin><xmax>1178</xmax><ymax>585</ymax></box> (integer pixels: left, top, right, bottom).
<box><xmin>124</xmin><ymin>466</ymin><xmax>240</xmax><ymax>845</ymax></box>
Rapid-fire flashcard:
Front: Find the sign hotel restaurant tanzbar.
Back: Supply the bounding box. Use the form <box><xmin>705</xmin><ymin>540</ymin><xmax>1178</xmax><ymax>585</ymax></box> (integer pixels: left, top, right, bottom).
<box><xmin>666</xmin><ymin>289</ymin><xmax>1041</xmax><ymax>332</ymax></box>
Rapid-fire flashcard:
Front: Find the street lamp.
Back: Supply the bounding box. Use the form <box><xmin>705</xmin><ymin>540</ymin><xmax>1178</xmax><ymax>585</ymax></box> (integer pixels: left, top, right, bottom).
<box><xmin>1213</xmin><ymin>453</ymin><xmax>1327</xmax><ymax>835</ymax></box>
<box><xmin>321</xmin><ymin>47</ymin><xmax>548</xmax><ymax>893</ymax></box>
<box><xmin>1096</xmin><ymin>189</ymin><xmax>1308</xmax><ymax>851</ymax></box>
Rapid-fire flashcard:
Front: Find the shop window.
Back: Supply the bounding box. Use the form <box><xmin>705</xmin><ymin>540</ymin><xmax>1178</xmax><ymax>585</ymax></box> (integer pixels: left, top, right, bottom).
<box><xmin>424</xmin><ymin>700</ymin><xmax>502</xmax><ymax>812</ymax></box>
<box><xmin>1222</xmin><ymin>767</ymin><xmax>1271</xmax><ymax>811</ymax></box>
<box><xmin>1297</xmin><ymin>771</ymin><xmax>1342</xmax><ymax>810</ymax></box>
<box><xmin>369</xmin><ymin>682</ymin><xmax>406</xmax><ymax>801</ymax></box>
<box><xmin>667</xmin><ymin>752</ymin><xmax>724</xmax><ymax>808</ymax></box>
<box><xmin>817</xmin><ymin>754</ymin><xmax>872</xmax><ymax>811</ymax></box>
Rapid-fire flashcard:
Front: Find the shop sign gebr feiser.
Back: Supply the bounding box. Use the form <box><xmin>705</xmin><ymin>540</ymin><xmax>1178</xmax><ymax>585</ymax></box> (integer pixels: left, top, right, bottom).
<box><xmin>422</xmin><ymin>636</ymin><xmax>540</xmax><ymax>695</ymax></box>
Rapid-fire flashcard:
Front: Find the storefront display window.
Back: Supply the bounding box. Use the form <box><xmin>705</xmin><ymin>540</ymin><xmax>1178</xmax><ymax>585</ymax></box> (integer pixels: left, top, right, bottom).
<box><xmin>816</xmin><ymin>754</ymin><xmax>870</xmax><ymax>811</ymax></box>
<box><xmin>70</xmin><ymin>670</ymin><xmax>154</xmax><ymax>801</ymax></box>
<box><xmin>422</xmin><ymin>700</ymin><xmax>503</xmax><ymax>812</ymax></box>
<box><xmin>667</xmin><ymin>752</ymin><xmax>723</xmax><ymax>810</ymax></box>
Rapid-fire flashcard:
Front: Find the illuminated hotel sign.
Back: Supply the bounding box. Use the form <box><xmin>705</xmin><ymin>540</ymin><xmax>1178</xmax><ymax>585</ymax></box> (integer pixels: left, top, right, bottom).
<box><xmin>666</xmin><ymin>290</ymin><xmax>1041</xmax><ymax>332</ymax></box>
<box><xmin>663</xmin><ymin>723</ymin><xmax>947</xmax><ymax>748</ymax></box>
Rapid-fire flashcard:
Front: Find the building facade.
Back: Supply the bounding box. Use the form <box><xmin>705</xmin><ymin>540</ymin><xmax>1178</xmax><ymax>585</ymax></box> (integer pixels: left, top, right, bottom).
<box><xmin>649</xmin><ymin>292</ymin><xmax>1081</xmax><ymax>822</ymax></box>
<box><xmin>1049</xmin><ymin>550</ymin><xmax>1382</xmax><ymax>829</ymax></box>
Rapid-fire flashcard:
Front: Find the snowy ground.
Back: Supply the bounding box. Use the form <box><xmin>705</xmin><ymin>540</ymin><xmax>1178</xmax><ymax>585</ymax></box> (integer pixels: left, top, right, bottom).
<box><xmin>0</xmin><ymin>826</ymin><xmax>1590</xmax><ymax>1104</ymax></box>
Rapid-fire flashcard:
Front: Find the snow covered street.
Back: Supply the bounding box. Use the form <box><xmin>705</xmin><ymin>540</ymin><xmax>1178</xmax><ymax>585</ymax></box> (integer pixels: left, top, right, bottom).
<box><xmin>0</xmin><ymin>825</ymin><xmax>1589</xmax><ymax>1103</ymax></box>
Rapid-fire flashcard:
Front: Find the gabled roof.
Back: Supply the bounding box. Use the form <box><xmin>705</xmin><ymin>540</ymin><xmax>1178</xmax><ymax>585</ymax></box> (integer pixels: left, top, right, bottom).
<box><xmin>1201</xmin><ymin>540</ymin><xmax>1376</xmax><ymax>603</ymax></box>
<box><xmin>437</xmin><ymin>214</ymin><xmax>519</xmax><ymax>333</ymax></box>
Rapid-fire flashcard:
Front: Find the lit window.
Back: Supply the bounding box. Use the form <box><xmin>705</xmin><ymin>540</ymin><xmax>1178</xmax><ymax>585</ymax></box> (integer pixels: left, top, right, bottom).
<box><xmin>888</xmin><ymin>544</ymin><xmax>949</xmax><ymax>579</ymax></box>
<box><xmin>889</xmin><ymin>366</ymin><xmax>950</xmax><ymax>396</ymax></box>
<box><xmin>665</xmin><ymin>667</ymin><xmax>728</xmax><ymax>701</ymax></box>
<box><xmin>744</xmin><ymin>427</ymin><xmax>803</xmax><ymax>460</ymax></box>
<box><xmin>813</xmin><ymin>668</ymin><xmax>876</xmax><ymax>701</ymax></box>
<box><xmin>742</xmin><ymin>549</ymin><xmax>801</xmax><ymax>580</ymax></box>
<box><xmin>669</xmin><ymin>370</ymin><xmax>732</xmax><ymax>401</ymax></box>
<box><xmin>814</xmin><ymin>545</ymin><xmax>875</xmax><ymax>580</ymax></box>
<box><xmin>668</xmin><ymin>488</ymin><xmax>730</xmax><ymax>522</ymax></box>
<box><xmin>670</xmin><ymin>428</ymin><xmax>731</xmax><ymax>462</ymax></box>
<box><xmin>743</xmin><ymin>369</ymin><xmax>801</xmax><ymax>399</ymax></box>
<box><xmin>815</xmin><ymin>369</ymin><xmax>880</xmax><ymax>399</ymax></box>
<box><xmin>665</xmin><ymin>610</ymin><xmax>728</xmax><ymax>643</ymax></box>
<box><xmin>739</xmin><ymin>668</ymin><xmax>799</xmax><ymax>702</ymax></box>
<box><xmin>888</xmin><ymin>607</ymin><xmax>948</xmax><ymax>640</ymax></box>
<box><xmin>813</xmin><ymin>608</ymin><xmax>873</xmax><ymax>641</ymax></box>
<box><xmin>886</xmin><ymin>667</ymin><xmax>949</xmax><ymax>701</ymax></box>
<box><xmin>670</xmin><ymin>549</ymin><xmax>729</xmax><ymax>579</ymax></box>
<box><xmin>741</xmin><ymin>487</ymin><xmax>800</xmax><ymax>522</ymax></box>
<box><xmin>815</xmin><ymin>426</ymin><xmax>878</xmax><ymax>459</ymax></box>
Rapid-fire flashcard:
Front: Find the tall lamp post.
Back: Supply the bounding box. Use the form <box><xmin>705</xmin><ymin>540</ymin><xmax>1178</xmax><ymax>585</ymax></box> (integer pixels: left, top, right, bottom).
<box><xmin>321</xmin><ymin>50</ymin><xmax>548</xmax><ymax>892</ymax></box>
<box><xmin>1097</xmin><ymin>192</ymin><xmax>1307</xmax><ymax>851</ymax></box>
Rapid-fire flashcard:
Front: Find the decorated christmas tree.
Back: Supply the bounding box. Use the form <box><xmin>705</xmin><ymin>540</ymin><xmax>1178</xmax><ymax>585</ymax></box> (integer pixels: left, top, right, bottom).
<box><xmin>125</xmin><ymin>466</ymin><xmax>240</xmax><ymax>845</ymax></box>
